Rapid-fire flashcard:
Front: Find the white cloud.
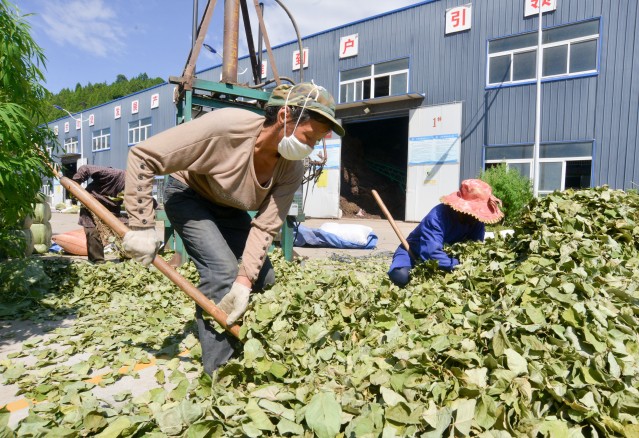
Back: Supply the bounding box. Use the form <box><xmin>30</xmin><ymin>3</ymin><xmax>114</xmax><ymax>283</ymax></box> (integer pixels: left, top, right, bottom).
<box><xmin>39</xmin><ymin>0</ymin><xmax>126</xmax><ymax>57</ymax></box>
<box><xmin>213</xmin><ymin>0</ymin><xmax>421</xmax><ymax>58</ymax></box>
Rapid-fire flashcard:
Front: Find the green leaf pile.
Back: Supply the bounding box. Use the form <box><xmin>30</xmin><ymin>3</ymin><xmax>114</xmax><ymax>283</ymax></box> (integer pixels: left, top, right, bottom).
<box><xmin>2</xmin><ymin>187</ymin><xmax>639</xmax><ymax>437</ymax></box>
<box><xmin>227</xmin><ymin>187</ymin><xmax>639</xmax><ymax>437</ymax></box>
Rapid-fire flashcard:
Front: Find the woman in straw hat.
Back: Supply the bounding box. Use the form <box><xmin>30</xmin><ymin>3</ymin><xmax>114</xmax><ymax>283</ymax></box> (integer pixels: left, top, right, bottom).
<box><xmin>388</xmin><ymin>179</ymin><xmax>503</xmax><ymax>287</ymax></box>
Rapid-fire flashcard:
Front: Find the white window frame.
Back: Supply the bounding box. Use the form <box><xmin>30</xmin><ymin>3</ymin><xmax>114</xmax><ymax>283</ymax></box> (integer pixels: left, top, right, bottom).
<box><xmin>487</xmin><ymin>21</ymin><xmax>599</xmax><ymax>86</ymax></box>
<box><xmin>92</xmin><ymin>128</ymin><xmax>111</xmax><ymax>152</ymax></box>
<box><xmin>339</xmin><ymin>58</ymin><xmax>409</xmax><ymax>104</ymax></box>
<box><xmin>64</xmin><ymin>137</ymin><xmax>78</xmax><ymax>155</ymax></box>
<box><xmin>485</xmin><ymin>147</ymin><xmax>592</xmax><ymax>195</ymax></box>
<box><xmin>41</xmin><ymin>184</ymin><xmax>52</xmax><ymax>197</ymax></box>
<box><xmin>128</xmin><ymin>117</ymin><xmax>152</xmax><ymax>146</ymax></box>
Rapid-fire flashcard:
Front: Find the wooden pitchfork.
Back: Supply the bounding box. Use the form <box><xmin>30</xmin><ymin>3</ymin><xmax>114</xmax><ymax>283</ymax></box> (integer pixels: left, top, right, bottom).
<box><xmin>48</xmin><ymin>163</ymin><xmax>241</xmax><ymax>338</ymax></box>
<box><xmin>371</xmin><ymin>189</ymin><xmax>417</xmax><ymax>261</ymax></box>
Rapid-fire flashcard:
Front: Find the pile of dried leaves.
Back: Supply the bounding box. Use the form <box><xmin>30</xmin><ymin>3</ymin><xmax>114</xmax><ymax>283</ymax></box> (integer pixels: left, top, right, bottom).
<box><xmin>2</xmin><ymin>187</ymin><xmax>639</xmax><ymax>437</ymax></box>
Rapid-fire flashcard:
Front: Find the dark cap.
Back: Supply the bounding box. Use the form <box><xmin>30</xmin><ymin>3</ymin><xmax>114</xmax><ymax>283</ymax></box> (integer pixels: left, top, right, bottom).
<box><xmin>266</xmin><ymin>82</ymin><xmax>345</xmax><ymax>136</ymax></box>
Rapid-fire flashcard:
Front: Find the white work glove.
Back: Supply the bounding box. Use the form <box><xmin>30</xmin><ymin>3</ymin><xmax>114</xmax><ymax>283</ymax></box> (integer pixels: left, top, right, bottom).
<box><xmin>122</xmin><ymin>227</ymin><xmax>162</xmax><ymax>266</ymax></box>
<box><xmin>217</xmin><ymin>282</ymin><xmax>251</xmax><ymax>325</ymax></box>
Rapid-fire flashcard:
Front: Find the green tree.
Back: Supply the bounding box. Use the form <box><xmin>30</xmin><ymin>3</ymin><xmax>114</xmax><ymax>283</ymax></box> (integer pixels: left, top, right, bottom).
<box><xmin>42</xmin><ymin>74</ymin><xmax>164</xmax><ymax>122</ymax></box>
<box><xmin>0</xmin><ymin>0</ymin><xmax>56</xmax><ymax>258</ymax></box>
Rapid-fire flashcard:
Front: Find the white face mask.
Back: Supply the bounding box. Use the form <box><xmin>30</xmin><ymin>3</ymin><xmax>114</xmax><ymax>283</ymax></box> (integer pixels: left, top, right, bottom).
<box><xmin>278</xmin><ymin>134</ymin><xmax>314</xmax><ymax>160</ymax></box>
<box><xmin>277</xmin><ymin>84</ymin><xmax>321</xmax><ymax>161</ymax></box>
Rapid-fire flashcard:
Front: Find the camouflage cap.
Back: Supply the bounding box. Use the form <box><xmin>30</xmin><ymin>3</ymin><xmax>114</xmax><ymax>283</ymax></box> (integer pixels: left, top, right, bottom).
<box><xmin>266</xmin><ymin>82</ymin><xmax>345</xmax><ymax>136</ymax></box>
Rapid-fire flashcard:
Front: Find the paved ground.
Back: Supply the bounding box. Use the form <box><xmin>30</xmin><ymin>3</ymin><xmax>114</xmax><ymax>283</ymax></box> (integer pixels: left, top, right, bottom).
<box><xmin>49</xmin><ymin>210</ymin><xmax>417</xmax><ymax>261</ymax></box>
<box><xmin>2</xmin><ymin>210</ymin><xmax>417</xmax><ymax>428</ymax></box>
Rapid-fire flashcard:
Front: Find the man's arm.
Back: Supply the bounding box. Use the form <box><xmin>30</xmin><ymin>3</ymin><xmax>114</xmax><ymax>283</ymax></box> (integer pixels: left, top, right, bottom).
<box><xmin>71</xmin><ymin>165</ymin><xmax>94</xmax><ymax>184</ymax></box>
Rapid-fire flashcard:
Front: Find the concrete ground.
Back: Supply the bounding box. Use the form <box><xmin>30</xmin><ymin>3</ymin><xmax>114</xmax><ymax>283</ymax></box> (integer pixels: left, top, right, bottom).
<box><xmin>47</xmin><ymin>210</ymin><xmax>416</xmax><ymax>260</ymax></box>
<box><xmin>1</xmin><ymin>210</ymin><xmax>417</xmax><ymax>428</ymax></box>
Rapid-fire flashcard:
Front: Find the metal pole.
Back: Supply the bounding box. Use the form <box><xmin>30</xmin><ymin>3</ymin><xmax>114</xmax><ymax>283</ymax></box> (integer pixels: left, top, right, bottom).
<box><xmin>257</xmin><ymin>2</ymin><xmax>263</xmax><ymax>68</ymax></box>
<box><xmin>532</xmin><ymin>5</ymin><xmax>543</xmax><ymax>197</ymax></box>
<box><xmin>79</xmin><ymin>111</ymin><xmax>84</xmax><ymax>162</ymax></box>
<box><xmin>192</xmin><ymin>0</ymin><xmax>199</xmax><ymax>72</ymax></box>
<box><xmin>222</xmin><ymin>0</ymin><xmax>240</xmax><ymax>83</ymax></box>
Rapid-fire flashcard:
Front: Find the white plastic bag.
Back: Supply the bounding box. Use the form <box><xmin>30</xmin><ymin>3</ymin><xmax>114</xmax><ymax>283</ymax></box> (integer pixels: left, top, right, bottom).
<box><xmin>319</xmin><ymin>222</ymin><xmax>373</xmax><ymax>246</ymax></box>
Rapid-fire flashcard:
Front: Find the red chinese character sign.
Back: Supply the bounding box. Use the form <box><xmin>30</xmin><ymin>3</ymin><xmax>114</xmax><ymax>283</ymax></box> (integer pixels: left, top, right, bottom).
<box><xmin>339</xmin><ymin>34</ymin><xmax>358</xmax><ymax>59</ymax></box>
<box><xmin>114</xmin><ymin>106</ymin><xmax>121</xmax><ymax>119</ymax></box>
<box><xmin>445</xmin><ymin>4</ymin><xmax>472</xmax><ymax>34</ymax></box>
<box><xmin>261</xmin><ymin>60</ymin><xmax>267</xmax><ymax>79</ymax></box>
<box><xmin>89</xmin><ymin>114</ymin><xmax>95</xmax><ymax>127</ymax></box>
<box><xmin>53</xmin><ymin>125</ymin><xmax>59</xmax><ymax>135</ymax></box>
<box><xmin>524</xmin><ymin>0</ymin><xmax>557</xmax><ymax>17</ymax></box>
<box><xmin>292</xmin><ymin>48</ymin><xmax>309</xmax><ymax>71</ymax></box>
<box><xmin>64</xmin><ymin>122</ymin><xmax>69</xmax><ymax>133</ymax></box>
<box><xmin>131</xmin><ymin>100</ymin><xmax>139</xmax><ymax>115</ymax></box>
<box><xmin>151</xmin><ymin>93</ymin><xmax>160</xmax><ymax>109</ymax></box>
<box><xmin>75</xmin><ymin>119</ymin><xmax>81</xmax><ymax>130</ymax></box>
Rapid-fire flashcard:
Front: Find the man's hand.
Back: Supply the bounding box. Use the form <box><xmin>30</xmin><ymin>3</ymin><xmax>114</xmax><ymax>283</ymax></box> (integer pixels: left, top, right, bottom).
<box><xmin>218</xmin><ymin>282</ymin><xmax>251</xmax><ymax>325</ymax></box>
<box><xmin>122</xmin><ymin>227</ymin><xmax>161</xmax><ymax>266</ymax></box>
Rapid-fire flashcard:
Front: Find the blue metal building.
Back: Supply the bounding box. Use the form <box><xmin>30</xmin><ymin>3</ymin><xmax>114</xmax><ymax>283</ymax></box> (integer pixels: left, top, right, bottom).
<box><xmin>47</xmin><ymin>0</ymin><xmax>639</xmax><ymax>220</ymax></box>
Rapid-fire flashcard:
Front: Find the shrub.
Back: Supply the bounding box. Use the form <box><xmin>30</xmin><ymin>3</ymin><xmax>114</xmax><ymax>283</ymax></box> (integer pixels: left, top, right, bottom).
<box><xmin>479</xmin><ymin>163</ymin><xmax>533</xmax><ymax>226</ymax></box>
<box><xmin>0</xmin><ymin>0</ymin><xmax>56</xmax><ymax>258</ymax></box>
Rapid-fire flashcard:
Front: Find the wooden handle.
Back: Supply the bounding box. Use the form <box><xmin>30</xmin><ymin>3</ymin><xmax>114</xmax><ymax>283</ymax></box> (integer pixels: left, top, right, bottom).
<box><xmin>371</xmin><ymin>189</ymin><xmax>417</xmax><ymax>261</ymax></box>
<box><xmin>55</xmin><ymin>172</ymin><xmax>241</xmax><ymax>339</ymax></box>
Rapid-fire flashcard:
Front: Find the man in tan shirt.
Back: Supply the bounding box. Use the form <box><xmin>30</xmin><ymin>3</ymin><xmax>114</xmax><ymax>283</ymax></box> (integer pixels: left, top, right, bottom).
<box><xmin>122</xmin><ymin>82</ymin><xmax>344</xmax><ymax>373</ymax></box>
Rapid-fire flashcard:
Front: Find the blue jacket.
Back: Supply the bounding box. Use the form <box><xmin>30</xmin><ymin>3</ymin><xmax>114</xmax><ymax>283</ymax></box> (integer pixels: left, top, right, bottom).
<box><xmin>389</xmin><ymin>204</ymin><xmax>485</xmax><ymax>272</ymax></box>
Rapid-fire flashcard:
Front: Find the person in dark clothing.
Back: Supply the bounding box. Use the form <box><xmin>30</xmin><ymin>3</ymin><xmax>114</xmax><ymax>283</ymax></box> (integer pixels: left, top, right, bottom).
<box><xmin>388</xmin><ymin>179</ymin><xmax>504</xmax><ymax>287</ymax></box>
<box><xmin>72</xmin><ymin>165</ymin><xmax>127</xmax><ymax>263</ymax></box>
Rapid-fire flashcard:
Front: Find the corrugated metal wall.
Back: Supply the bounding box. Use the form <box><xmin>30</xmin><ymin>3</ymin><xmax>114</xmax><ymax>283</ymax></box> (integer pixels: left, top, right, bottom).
<box><xmin>50</xmin><ymin>0</ymin><xmax>639</xmax><ymax>189</ymax></box>
<box><xmin>48</xmin><ymin>83</ymin><xmax>176</xmax><ymax>171</ymax></box>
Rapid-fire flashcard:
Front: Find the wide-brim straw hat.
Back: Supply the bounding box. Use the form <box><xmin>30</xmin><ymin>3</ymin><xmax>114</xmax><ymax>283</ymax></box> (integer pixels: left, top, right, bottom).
<box><xmin>440</xmin><ymin>179</ymin><xmax>504</xmax><ymax>224</ymax></box>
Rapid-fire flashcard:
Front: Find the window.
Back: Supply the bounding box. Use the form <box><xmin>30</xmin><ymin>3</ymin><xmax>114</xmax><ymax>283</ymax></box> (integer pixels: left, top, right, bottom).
<box><xmin>128</xmin><ymin>117</ymin><xmax>152</xmax><ymax>145</ymax></box>
<box><xmin>485</xmin><ymin>141</ymin><xmax>593</xmax><ymax>194</ymax></box>
<box><xmin>487</xmin><ymin>19</ymin><xmax>599</xmax><ymax>86</ymax></box>
<box><xmin>64</xmin><ymin>136</ymin><xmax>78</xmax><ymax>155</ymax></box>
<box><xmin>92</xmin><ymin>128</ymin><xmax>111</xmax><ymax>151</ymax></box>
<box><xmin>339</xmin><ymin>58</ymin><xmax>409</xmax><ymax>104</ymax></box>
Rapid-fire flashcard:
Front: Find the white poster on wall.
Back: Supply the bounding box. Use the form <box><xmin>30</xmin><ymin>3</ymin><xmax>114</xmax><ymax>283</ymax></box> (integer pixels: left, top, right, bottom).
<box><xmin>524</xmin><ymin>0</ymin><xmax>557</xmax><ymax>17</ymax></box>
<box><xmin>292</xmin><ymin>48</ymin><xmax>309</xmax><ymax>71</ymax></box>
<box><xmin>301</xmin><ymin>131</ymin><xmax>342</xmax><ymax>218</ymax></box>
<box><xmin>405</xmin><ymin>103</ymin><xmax>463</xmax><ymax>222</ymax></box>
<box><xmin>261</xmin><ymin>60</ymin><xmax>268</xmax><ymax>79</ymax></box>
<box><xmin>151</xmin><ymin>93</ymin><xmax>160</xmax><ymax>109</ymax></box>
<box><xmin>445</xmin><ymin>4</ymin><xmax>472</xmax><ymax>34</ymax></box>
<box><xmin>339</xmin><ymin>34</ymin><xmax>358</xmax><ymax>59</ymax></box>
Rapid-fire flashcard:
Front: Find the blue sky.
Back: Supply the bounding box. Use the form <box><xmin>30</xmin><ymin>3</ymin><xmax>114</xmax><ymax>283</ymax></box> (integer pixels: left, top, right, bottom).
<box><xmin>17</xmin><ymin>0</ymin><xmax>424</xmax><ymax>94</ymax></box>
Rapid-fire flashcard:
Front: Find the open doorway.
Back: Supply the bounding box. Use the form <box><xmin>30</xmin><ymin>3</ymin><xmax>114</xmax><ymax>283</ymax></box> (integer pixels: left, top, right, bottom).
<box><xmin>341</xmin><ymin>116</ymin><xmax>408</xmax><ymax>220</ymax></box>
<box><xmin>61</xmin><ymin>158</ymin><xmax>78</xmax><ymax>204</ymax></box>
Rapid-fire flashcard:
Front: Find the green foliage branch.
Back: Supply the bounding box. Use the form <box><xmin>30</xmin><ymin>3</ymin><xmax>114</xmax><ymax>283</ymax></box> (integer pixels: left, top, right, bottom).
<box><xmin>480</xmin><ymin>163</ymin><xmax>533</xmax><ymax>226</ymax></box>
<box><xmin>0</xmin><ymin>0</ymin><xmax>55</xmax><ymax>258</ymax></box>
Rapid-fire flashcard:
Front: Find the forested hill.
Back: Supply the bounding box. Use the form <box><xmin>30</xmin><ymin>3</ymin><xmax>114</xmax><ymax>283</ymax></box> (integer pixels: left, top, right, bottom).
<box><xmin>45</xmin><ymin>73</ymin><xmax>164</xmax><ymax>122</ymax></box>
